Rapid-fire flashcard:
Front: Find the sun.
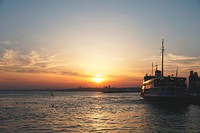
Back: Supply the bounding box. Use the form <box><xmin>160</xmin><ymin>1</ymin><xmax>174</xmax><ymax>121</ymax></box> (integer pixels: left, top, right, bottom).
<box><xmin>92</xmin><ymin>75</ymin><xmax>104</xmax><ymax>83</ymax></box>
<box><xmin>93</xmin><ymin>77</ymin><xmax>103</xmax><ymax>83</ymax></box>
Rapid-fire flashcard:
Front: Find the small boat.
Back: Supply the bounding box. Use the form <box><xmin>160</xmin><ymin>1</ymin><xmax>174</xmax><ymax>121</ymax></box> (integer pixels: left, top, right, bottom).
<box><xmin>50</xmin><ymin>91</ymin><xmax>54</xmax><ymax>96</ymax></box>
<box><xmin>141</xmin><ymin>39</ymin><xmax>190</xmax><ymax>102</ymax></box>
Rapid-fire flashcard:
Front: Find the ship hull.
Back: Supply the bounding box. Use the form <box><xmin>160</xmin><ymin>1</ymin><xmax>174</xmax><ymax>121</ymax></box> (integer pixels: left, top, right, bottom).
<box><xmin>141</xmin><ymin>94</ymin><xmax>191</xmax><ymax>103</ymax></box>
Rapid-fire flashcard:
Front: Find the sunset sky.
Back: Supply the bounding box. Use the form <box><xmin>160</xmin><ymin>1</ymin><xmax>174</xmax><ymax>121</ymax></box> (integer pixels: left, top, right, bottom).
<box><xmin>0</xmin><ymin>0</ymin><xmax>200</xmax><ymax>89</ymax></box>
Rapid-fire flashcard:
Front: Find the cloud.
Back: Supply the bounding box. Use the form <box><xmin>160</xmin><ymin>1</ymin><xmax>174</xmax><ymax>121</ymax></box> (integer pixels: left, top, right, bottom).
<box><xmin>0</xmin><ymin>49</ymin><xmax>50</xmax><ymax>67</ymax></box>
<box><xmin>2</xmin><ymin>49</ymin><xmax>19</xmax><ymax>60</ymax></box>
<box><xmin>0</xmin><ymin>41</ymin><xmax>12</xmax><ymax>46</ymax></box>
<box><xmin>165</xmin><ymin>53</ymin><xmax>200</xmax><ymax>67</ymax></box>
<box><xmin>166</xmin><ymin>53</ymin><xmax>199</xmax><ymax>61</ymax></box>
<box><xmin>61</xmin><ymin>71</ymin><xmax>92</xmax><ymax>77</ymax></box>
<box><xmin>0</xmin><ymin>40</ymin><xmax>18</xmax><ymax>54</ymax></box>
<box><xmin>143</xmin><ymin>55</ymin><xmax>160</xmax><ymax>61</ymax></box>
<box><xmin>141</xmin><ymin>53</ymin><xmax>200</xmax><ymax>75</ymax></box>
<box><xmin>0</xmin><ymin>40</ymin><xmax>19</xmax><ymax>46</ymax></box>
<box><xmin>0</xmin><ymin>49</ymin><xmax>53</xmax><ymax>70</ymax></box>
<box><xmin>162</xmin><ymin>53</ymin><xmax>200</xmax><ymax>74</ymax></box>
<box><xmin>144</xmin><ymin>53</ymin><xmax>200</xmax><ymax>67</ymax></box>
<box><xmin>0</xmin><ymin>49</ymin><xmax>89</xmax><ymax>78</ymax></box>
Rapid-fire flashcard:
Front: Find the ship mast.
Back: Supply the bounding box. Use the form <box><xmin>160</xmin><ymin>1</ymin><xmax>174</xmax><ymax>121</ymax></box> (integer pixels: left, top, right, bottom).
<box><xmin>152</xmin><ymin>62</ymin><xmax>154</xmax><ymax>76</ymax></box>
<box><xmin>161</xmin><ymin>39</ymin><xmax>164</xmax><ymax>77</ymax></box>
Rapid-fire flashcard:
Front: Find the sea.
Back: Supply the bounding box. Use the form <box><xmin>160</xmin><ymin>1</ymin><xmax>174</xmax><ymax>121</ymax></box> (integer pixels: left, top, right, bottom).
<box><xmin>0</xmin><ymin>91</ymin><xmax>200</xmax><ymax>133</ymax></box>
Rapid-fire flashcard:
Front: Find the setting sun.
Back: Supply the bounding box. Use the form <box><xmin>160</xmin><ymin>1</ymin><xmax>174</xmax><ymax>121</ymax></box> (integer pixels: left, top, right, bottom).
<box><xmin>92</xmin><ymin>75</ymin><xmax>104</xmax><ymax>83</ymax></box>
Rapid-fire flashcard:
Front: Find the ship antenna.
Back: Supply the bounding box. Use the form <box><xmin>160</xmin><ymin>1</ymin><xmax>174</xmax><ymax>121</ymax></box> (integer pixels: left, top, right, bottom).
<box><xmin>176</xmin><ymin>68</ymin><xmax>178</xmax><ymax>77</ymax></box>
<box><xmin>161</xmin><ymin>39</ymin><xmax>165</xmax><ymax>77</ymax></box>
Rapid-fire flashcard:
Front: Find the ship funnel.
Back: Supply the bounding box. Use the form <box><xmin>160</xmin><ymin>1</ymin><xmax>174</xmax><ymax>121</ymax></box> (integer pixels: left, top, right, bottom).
<box><xmin>155</xmin><ymin>70</ymin><xmax>161</xmax><ymax>78</ymax></box>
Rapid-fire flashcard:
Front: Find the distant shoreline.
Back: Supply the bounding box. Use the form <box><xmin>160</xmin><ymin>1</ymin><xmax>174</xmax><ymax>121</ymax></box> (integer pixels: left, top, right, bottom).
<box><xmin>0</xmin><ymin>87</ymin><xmax>141</xmax><ymax>93</ymax></box>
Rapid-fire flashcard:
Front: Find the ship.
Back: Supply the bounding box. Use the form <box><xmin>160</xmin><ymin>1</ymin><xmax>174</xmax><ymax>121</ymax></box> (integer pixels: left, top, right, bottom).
<box><xmin>141</xmin><ymin>39</ymin><xmax>190</xmax><ymax>102</ymax></box>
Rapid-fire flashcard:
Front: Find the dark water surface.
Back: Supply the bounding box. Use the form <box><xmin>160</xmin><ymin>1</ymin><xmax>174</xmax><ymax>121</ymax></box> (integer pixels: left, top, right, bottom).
<box><xmin>0</xmin><ymin>91</ymin><xmax>200</xmax><ymax>132</ymax></box>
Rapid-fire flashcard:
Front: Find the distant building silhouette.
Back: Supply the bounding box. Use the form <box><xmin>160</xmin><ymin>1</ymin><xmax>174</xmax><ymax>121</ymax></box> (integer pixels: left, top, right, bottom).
<box><xmin>189</xmin><ymin>70</ymin><xmax>200</xmax><ymax>95</ymax></box>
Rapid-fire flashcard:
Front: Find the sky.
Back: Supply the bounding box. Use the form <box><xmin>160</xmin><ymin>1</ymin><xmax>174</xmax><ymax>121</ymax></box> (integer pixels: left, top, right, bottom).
<box><xmin>0</xmin><ymin>0</ymin><xmax>200</xmax><ymax>89</ymax></box>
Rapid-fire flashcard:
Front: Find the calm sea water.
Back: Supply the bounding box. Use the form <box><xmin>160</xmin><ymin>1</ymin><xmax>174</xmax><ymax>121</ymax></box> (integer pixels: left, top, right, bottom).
<box><xmin>0</xmin><ymin>91</ymin><xmax>200</xmax><ymax>132</ymax></box>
